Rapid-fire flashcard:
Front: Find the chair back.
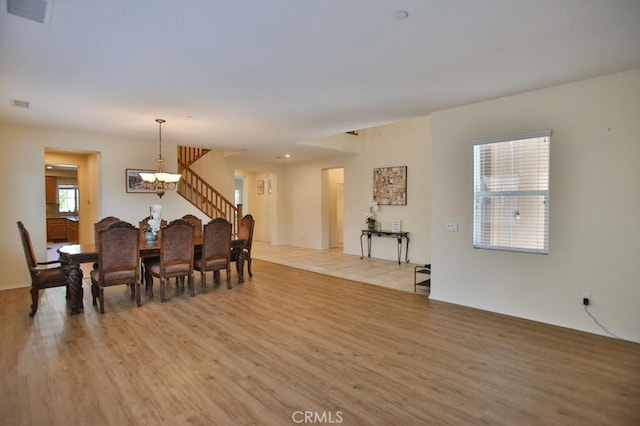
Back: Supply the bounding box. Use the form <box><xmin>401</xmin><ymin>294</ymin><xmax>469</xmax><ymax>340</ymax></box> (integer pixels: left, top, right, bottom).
<box><xmin>159</xmin><ymin>219</ymin><xmax>195</xmax><ymax>273</ymax></box>
<box><xmin>97</xmin><ymin>221</ymin><xmax>140</xmax><ymax>285</ymax></box>
<box><xmin>181</xmin><ymin>214</ymin><xmax>202</xmax><ymax>241</ymax></box>
<box><xmin>238</xmin><ymin>214</ymin><xmax>255</xmax><ymax>250</ymax></box>
<box><xmin>94</xmin><ymin>216</ymin><xmax>120</xmax><ymax>244</ymax></box>
<box><xmin>202</xmin><ymin>219</ymin><xmax>231</xmax><ymax>263</ymax></box>
<box><xmin>17</xmin><ymin>221</ymin><xmax>38</xmax><ymax>274</ymax></box>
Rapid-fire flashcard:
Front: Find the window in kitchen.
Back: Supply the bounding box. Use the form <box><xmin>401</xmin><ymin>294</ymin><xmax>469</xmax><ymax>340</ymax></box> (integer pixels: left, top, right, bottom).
<box><xmin>58</xmin><ymin>184</ymin><xmax>79</xmax><ymax>213</ymax></box>
<box><xmin>473</xmin><ymin>130</ymin><xmax>551</xmax><ymax>254</ymax></box>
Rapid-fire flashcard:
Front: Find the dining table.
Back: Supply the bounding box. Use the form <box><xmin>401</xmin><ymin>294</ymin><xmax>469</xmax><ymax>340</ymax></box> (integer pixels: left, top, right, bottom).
<box><xmin>57</xmin><ymin>237</ymin><xmax>245</xmax><ymax>314</ymax></box>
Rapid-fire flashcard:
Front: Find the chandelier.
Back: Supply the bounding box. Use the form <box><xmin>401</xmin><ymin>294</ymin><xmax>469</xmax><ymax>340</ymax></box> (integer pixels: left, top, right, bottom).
<box><xmin>139</xmin><ymin>119</ymin><xmax>182</xmax><ymax>198</ymax></box>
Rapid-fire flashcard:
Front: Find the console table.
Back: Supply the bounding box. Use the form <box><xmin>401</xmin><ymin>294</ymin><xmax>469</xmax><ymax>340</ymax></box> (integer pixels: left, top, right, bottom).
<box><xmin>360</xmin><ymin>229</ymin><xmax>409</xmax><ymax>264</ymax></box>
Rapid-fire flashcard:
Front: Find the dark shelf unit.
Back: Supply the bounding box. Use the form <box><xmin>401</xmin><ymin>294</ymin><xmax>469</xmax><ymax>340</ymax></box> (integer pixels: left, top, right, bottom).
<box><xmin>414</xmin><ymin>263</ymin><xmax>431</xmax><ymax>293</ymax></box>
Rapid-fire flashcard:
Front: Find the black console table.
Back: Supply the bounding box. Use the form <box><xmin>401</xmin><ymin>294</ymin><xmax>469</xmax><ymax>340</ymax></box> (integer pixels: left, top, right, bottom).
<box><xmin>360</xmin><ymin>229</ymin><xmax>409</xmax><ymax>264</ymax></box>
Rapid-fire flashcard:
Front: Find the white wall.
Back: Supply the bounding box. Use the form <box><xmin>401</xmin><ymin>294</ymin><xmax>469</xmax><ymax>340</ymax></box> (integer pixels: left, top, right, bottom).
<box><xmin>430</xmin><ymin>69</ymin><xmax>640</xmax><ymax>342</ymax></box>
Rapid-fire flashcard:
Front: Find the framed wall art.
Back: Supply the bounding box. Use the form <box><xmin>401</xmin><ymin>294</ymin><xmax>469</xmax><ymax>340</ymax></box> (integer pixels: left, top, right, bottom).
<box><xmin>373</xmin><ymin>166</ymin><xmax>407</xmax><ymax>205</ymax></box>
<box><xmin>126</xmin><ymin>169</ymin><xmax>155</xmax><ymax>193</ymax></box>
<box><xmin>257</xmin><ymin>179</ymin><xmax>265</xmax><ymax>195</ymax></box>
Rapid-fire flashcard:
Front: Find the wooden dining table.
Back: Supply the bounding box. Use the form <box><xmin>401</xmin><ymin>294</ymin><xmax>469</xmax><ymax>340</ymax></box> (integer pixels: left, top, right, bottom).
<box><xmin>57</xmin><ymin>237</ymin><xmax>245</xmax><ymax>314</ymax></box>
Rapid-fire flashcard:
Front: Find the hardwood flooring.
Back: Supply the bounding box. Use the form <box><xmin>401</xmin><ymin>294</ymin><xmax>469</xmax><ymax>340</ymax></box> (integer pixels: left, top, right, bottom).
<box><xmin>1</xmin><ymin>259</ymin><xmax>639</xmax><ymax>425</ymax></box>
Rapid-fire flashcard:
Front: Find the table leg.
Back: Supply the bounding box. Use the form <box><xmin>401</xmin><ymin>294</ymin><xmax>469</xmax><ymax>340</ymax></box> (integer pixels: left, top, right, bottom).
<box><xmin>63</xmin><ymin>264</ymin><xmax>84</xmax><ymax>315</ymax></box>
<box><xmin>236</xmin><ymin>250</ymin><xmax>245</xmax><ymax>283</ymax></box>
<box><xmin>405</xmin><ymin>236</ymin><xmax>410</xmax><ymax>263</ymax></box>
<box><xmin>396</xmin><ymin>237</ymin><xmax>402</xmax><ymax>265</ymax></box>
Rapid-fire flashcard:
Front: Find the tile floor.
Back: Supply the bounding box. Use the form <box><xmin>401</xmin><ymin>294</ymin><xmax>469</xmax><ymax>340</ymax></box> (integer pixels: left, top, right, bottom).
<box><xmin>251</xmin><ymin>241</ymin><xmax>430</xmax><ymax>295</ymax></box>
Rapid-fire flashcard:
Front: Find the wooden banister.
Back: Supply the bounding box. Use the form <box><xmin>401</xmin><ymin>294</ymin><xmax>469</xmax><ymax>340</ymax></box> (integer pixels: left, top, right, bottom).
<box><xmin>177</xmin><ymin>146</ymin><xmax>241</xmax><ymax>234</ymax></box>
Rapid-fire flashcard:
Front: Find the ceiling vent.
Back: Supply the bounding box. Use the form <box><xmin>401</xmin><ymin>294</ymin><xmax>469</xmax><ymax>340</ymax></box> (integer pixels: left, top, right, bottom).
<box><xmin>11</xmin><ymin>99</ymin><xmax>30</xmax><ymax>109</ymax></box>
<box><xmin>7</xmin><ymin>0</ymin><xmax>49</xmax><ymax>24</ymax></box>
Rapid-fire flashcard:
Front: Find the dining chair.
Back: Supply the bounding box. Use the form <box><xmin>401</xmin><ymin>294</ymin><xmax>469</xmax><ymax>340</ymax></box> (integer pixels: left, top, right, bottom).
<box><xmin>181</xmin><ymin>214</ymin><xmax>202</xmax><ymax>241</ymax></box>
<box><xmin>92</xmin><ymin>216</ymin><xmax>120</xmax><ymax>269</ymax></box>
<box><xmin>94</xmin><ymin>216</ymin><xmax>120</xmax><ymax>244</ymax></box>
<box><xmin>195</xmin><ymin>218</ymin><xmax>232</xmax><ymax>292</ymax></box>
<box><xmin>90</xmin><ymin>220</ymin><xmax>141</xmax><ymax>313</ymax></box>
<box><xmin>146</xmin><ymin>219</ymin><xmax>195</xmax><ymax>302</ymax></box>
<box><xmin>17</xmin><ymin>221</ymin><xmax>69</xmax><ymax>317</ymax></box>
<box><xmin>232</xmin><ymin>214</ymin><xmax>255</xmax><ymax>278</ymax></box>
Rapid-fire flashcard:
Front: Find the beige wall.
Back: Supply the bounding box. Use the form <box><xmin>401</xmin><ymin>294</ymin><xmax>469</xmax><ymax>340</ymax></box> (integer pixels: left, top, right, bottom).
<box><xmin>431</xmin><ymin>69</ymin><xmax>640</xmax><ymax>342</ymax></box>
<box><xmin>0</xmin><ymin>125</ymin><xmax>206</xmax><ymax>289</ymax></box>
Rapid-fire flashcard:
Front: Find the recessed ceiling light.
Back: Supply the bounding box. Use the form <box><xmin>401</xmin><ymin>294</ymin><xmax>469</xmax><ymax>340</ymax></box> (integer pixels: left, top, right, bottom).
<box><xmin>393</xmin><ymin>10</ymin><xmax>409</xmax><ymax>20</ymax></box>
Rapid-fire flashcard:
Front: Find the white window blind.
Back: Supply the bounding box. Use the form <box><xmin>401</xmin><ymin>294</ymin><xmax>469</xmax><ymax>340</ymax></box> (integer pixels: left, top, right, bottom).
<box><xmin>473</xmin><ymin>130</ymin><xmax>551</xmax><ymax>254</ymax></box>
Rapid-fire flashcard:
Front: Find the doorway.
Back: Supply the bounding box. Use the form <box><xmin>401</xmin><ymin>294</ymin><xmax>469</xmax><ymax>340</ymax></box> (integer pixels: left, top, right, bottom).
<box><xmin>325</xmin><ymin>167</ymin><xmax>344</xmax><ymax>249</ymax></box>
<box><xmin>45</xmin><ymin>150</ymin><xmax>100</xmax><ymax>245</ymax></box>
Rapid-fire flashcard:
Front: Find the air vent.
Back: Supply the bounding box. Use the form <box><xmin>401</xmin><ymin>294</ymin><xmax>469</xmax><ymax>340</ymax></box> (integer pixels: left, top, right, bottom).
<box><xmin>10</xmin><ymin>99</ymin><xmax>30</xmax><ymax>109</ymax></box>
<box><xmin>7</xmin><ymin>0</ymin><xmax>49</xmax><ymax>24</ymax></box>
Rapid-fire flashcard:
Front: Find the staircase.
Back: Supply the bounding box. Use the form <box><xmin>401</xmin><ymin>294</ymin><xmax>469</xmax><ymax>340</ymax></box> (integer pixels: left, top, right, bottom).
<box><xmin>177</xmin><ymin>146</ymin><xmax>242</xmax><ymax>232</ymax></box>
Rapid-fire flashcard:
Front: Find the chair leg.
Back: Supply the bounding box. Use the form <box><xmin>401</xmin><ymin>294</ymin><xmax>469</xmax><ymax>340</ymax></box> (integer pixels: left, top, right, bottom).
<box><xmin>160</xmin><ymin>277</ymin><xmax>166</xmax><ymax>303</ymax></box>
<box><xmin>91</xmin><ymin>283</ymin><xmax>98</xmax><ymax>306</ymax></box>
<box><xmin>188</xmin><ymin>273</ymin><xmax>195</xmax><ymax>297</ymax></box>
<box><xmin>247</xmin><ymin>255</ymin><xmax>253</xmax><ymax>277</ymax></box>
<box><xmin>29</xmin><ymin>285</ymin><xmax>39</xmax><ymax>317</ymax></box>
<box><xmin>135</xmin><ymin>281</ymin><xmax>141</xmax><ymax>307</ymax></box>
<box><xmin>98</xmin><ymin>287</ymin><xmax>105</xmax><ymax>314</ymax></box>
<box><xmin>147</xmin><ymin>276</ymin><xmax>154</xmax><ymax>298</ymax></box>
<box><xmin>201</xmin><ymin>271</ymin><xmax>207</xmax><ymax>294</ymax></box>
<box><xmin>226</xmin><ymin>266</ymin><xmax>232</xmax><ymax>289</ymax></box>
<box><xmin>129</xmin><ymin>283</ymin><xmax>135</xmax><ymax>300</ymax></box>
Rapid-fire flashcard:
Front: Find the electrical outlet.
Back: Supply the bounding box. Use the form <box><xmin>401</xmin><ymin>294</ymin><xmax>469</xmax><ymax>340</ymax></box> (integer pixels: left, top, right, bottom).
<box><xmin>581</xmin><ymin>292</ymin><xmax>591</xmax><ymax>306</ymax></box>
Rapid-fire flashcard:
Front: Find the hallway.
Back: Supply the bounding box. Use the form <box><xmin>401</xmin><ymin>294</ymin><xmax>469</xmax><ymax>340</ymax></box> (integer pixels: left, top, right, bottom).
<box><xmin>251</xmin><ymin>241</ymin><xmax>429</xmax><ymax>295</ymax></box>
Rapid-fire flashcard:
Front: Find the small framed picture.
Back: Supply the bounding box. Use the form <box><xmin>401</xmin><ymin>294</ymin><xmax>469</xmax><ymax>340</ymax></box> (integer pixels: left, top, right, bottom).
<box><xmin>257</xmin><ymin>179</ymin><xmax>265</xmax><ymax>195</ymax></box>
<box><xmin>126</xmin><ymin>169</ymin><xmax>155</xmax><ymax>193</ymax></box>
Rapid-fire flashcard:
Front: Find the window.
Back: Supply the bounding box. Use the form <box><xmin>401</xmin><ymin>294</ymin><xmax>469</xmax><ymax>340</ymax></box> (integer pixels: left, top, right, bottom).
<box><xmin>58</xmin><ymin>184</ymin><xmax>79</xmax><ymax>213</ymax></box>
<box><xmin>473</xmin><ymin>130</ymin><xmax>550</xmax><ymax>254</ymax></box>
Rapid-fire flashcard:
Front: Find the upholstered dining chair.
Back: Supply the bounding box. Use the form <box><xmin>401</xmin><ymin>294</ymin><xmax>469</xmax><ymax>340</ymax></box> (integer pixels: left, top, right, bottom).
<box><xmin>146</xmin><ymin>219</ymin><xmax>195</xmax><ymax>302</ymax></box>
<box><xmin>232</xmin><ymin>214</ymin><xmax>255</xmax><ymax>278</ymax></box>
<box><xmin>17</xmin><ymin>221</ymin><xmax>69</xmax><ymax>317</ymax></box>
<box><xmin>181</xmin><ymin>214</ymin><xmax>202</xmax><ymax>241</ymax></box>
<box><xmin>195</xmin><ymin>218</ymin><xmax>232</xmax><ymax>292</ymax></box>
<box><xmin>94</xmin><ymin>216</ymin><xmax>120</xmax><ymax>244</ymax></box>
<box><xmin>92</xmin><ymin>216</ymin><xmax>120</xmax><ymax>269</ymax></box>
<box><xmin>90</xmin><ymin>220</ymin><xmax>141</xmax><ymax>314</ymax></box>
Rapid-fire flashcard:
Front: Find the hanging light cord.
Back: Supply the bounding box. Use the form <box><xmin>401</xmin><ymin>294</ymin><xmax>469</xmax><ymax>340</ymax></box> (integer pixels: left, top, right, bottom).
<box><xmin>158</xmin><ymin>120</ymin><xmax>163</xmax><ymax>159</ymax></box>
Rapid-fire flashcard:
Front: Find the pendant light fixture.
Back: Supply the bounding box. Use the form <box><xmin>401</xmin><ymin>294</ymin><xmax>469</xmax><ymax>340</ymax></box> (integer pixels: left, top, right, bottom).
<box><xmin>139</xmin><ymin>119</ymin><xmax>182</xmax><ymax>198</ymax></box>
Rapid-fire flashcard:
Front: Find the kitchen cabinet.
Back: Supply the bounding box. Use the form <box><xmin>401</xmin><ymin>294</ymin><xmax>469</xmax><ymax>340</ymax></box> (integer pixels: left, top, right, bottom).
<box><xmin>46</xmin><ymin>217</ymin><xmax>79</xmax><ymax>242</ymax></box>
<box><xmin>47</xmin><ymin>218</ymin><xmax>67</xmax><ymax>241</ymax></box>
<box><xmin>45</xmin><ymin>176</ymin><xmax>57</xmax><ymax>203</ymax></box>
<box><xmin>66</xmin><ymin>219</ymin><xmax>78</xmax><ymax>243</ymax></box>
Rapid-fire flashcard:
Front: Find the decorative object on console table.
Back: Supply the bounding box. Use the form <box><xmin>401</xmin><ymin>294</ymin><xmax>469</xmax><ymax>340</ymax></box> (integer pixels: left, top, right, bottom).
<box><xmin>391</xmin><ymin>219</ymin><xmax>401</xmax><ymax>232</ymax></box>
<box><xmin>373</xmin><ymin>166</ymin><xmax>407</xmax><ymax>205</ymax></box>
<box><xmin>365</xmin><ymin>200</ymin><xmax>378</xmax><ymax>230</ymax></box>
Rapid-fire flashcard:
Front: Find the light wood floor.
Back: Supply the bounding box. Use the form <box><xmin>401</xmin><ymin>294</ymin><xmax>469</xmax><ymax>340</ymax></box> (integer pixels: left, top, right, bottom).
<box><xmin>1</xmin><ymin>259</ymin><xmax>639</xmax><ymax>425</ymax></box>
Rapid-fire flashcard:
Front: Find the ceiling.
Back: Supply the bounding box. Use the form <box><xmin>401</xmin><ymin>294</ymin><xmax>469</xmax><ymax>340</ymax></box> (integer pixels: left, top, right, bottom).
<box><xmin>1</xmin><ymin>1</ymin><xmax>639</xmax><ymax>163</ymax></box>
